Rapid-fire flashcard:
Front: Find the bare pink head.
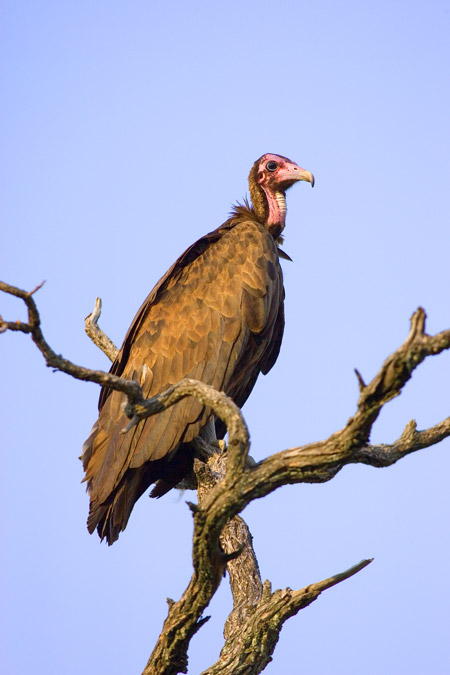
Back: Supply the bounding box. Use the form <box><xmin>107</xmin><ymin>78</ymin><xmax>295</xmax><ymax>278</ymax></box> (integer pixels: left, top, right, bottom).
<box><xmin>249</xmin><ymin>153</ymin><xmax>314</xmax><ymax>236</ymax></box>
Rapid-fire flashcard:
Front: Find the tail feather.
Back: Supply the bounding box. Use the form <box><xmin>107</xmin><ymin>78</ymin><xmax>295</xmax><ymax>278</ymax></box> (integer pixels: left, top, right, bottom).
<box><xmin>87</xmin><ymin>466</ymin><xmax>153</xmax><ymax>545</ymax></box>
<box><xmin>86</xmin><ymin>446</ymin><xmax>196</xmax><ymax>544</ymax></box>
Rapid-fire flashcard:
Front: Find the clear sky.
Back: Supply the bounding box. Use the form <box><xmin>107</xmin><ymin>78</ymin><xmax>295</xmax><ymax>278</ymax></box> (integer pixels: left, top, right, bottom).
<box><xmin>2</xmin><ymin>2</ymin><xmax>450</xmax><ymax>673</ymax></box>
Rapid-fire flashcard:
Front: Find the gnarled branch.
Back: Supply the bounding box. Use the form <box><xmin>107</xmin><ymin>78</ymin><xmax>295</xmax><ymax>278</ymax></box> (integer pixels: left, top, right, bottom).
<box><xmin>0</xmin><ymin>282</ymin><xmax>249</xmax><ymax>469</ymax></box>
<box><xmin>2</xmin><ymin>281</ymin><xmax>449</xmax><ymax>675</ymax></box>
<box><xmin>85</xmin><ymin>297</ymin><xmax>119</xmax><ymax>362</ymax></box>
<box><xmin>202</xmin><ymin>559</ymin><xmax>373</xmax><ymax>675</ymax></box>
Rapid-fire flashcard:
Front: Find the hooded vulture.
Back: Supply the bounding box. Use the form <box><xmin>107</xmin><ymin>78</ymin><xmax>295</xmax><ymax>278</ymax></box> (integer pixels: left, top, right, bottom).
<box><xmin>82</xmin><ymin>153</ymin><xmax>314</xmax><ymax>544</ymax></box>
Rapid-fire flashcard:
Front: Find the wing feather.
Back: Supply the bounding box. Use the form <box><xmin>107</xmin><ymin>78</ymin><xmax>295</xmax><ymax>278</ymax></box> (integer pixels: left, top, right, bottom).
<box><xmin>82</xmin><ymin>214</ymin><xmax>285</xmax><ymax>542</ymax></box>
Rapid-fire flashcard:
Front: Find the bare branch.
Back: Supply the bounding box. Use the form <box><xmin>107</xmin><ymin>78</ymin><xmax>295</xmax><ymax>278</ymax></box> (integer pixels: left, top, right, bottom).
<box><xmin>0</xmin><ymin>280</ymin><xmax>45</xmax><ymax>333</ymax></box>
<box><xmin>0</xmin><ymin>282</ymin><xmax>253</xmax><ymax>675</ymax></box>
<box><xmin>349</xmin><ymin>307</ymin><xmax>450</xmax><ymax>441</ymax></box>
<box><xmin>0</xmin><ymin>283</ymin><xmax>249</xmax><ymax>456</ymax></box>
<box><xmin>28</xmin><ymin>280</ymin><xmax>47</xmax><ymax>296</ymax></box>
<box><xmin>0</xmin><ymin>280</ymin><xmax>142</xmax><ymax>399</ymax></box>
<box><xmin>141</xmin><ymin>308</ymin><xmax>450</xmax><ymax>673</ymax></box>
<box><xmin>84</xmin><ymin>297</ymin><xmax>119</xmax><ymax>362</ymax></box>
<box><xmin>142</xmin><ymin>446</ymin><xmax>256</xmax><ymax>675</ymax></box>
<box><xmin>0</xmin><ymin>317</ymin><xmax>32</xmax><ymax>334</ymax></box>
<box><xmin>227</xmin><ymin>307</ymin><xmax>450</xmax><ymax>505</ymax></box>
<box><xmin>356</xmin><ymin>416</ymin><xmax>450</xmax><ymax>467</ymax></box>
<box><xmin>3</xmin><ymin>282</ymin><xmax>449</xmax><ymax>675</ymax></box>
<box><xmin>195</xmin><ymin>450</ymin><xmax>263</xmax><ymax>642</ymax></box>
<box><xmin>202</xmin><ymin>559</ymin><xmax>373</xmax><ymax>675</ymax></box>
<box><xmin>354</xmin><ymin>368</ymin><xmax>366</xmax><ymax>392</ymax></box>
<box><xmin>122</xmin><ymin>378</ymin><xmax>250</xmax><ymax>473</ymax></box>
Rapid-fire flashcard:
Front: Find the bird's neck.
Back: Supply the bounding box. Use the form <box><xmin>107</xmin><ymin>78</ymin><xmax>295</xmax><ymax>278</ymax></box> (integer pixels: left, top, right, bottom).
<box><xmin>250</xmin><ymin>183</ymin><xmax>287</xmax><ymax>239</ymax></box>
<box><xmin>265</xmin><ymin>188</ymin><xmax>287</xmax><ymax>238</ymax></box>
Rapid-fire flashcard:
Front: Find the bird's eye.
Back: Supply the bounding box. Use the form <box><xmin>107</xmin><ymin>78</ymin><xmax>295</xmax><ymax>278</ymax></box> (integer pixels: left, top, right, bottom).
<box><xmin>266</xmin><ymin>161</ymin><xmax>278</xmax><ymax>172</ymax></box>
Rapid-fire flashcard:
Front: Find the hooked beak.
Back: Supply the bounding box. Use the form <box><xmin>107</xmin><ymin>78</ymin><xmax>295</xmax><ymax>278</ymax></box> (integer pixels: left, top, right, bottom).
<box><xmin>296</xmin><ymin>168</ymin><xmax>315</xmax><ymax>187</ymax></box>
<box><xmin>279</xmin><ymin>162</ymin><xmax>315</xmax><ymax>188</ymax></box>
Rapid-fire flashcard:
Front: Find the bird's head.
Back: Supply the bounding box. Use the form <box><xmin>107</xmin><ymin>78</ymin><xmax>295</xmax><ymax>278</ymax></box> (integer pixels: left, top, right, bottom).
<box><xmin>248</xmin><ymin>153</ymin><xmax>314</xmax><ymax>236</ymax></box>
<box><xmin>252</xmin><ymin>153</ymin><xmax>315</xmax><ymax>192</ymax></box>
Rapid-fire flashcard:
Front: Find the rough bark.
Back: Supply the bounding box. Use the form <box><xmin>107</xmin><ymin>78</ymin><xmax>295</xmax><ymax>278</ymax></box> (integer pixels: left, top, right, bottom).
<box><xmin>85</xmin><ymin>296</ymin><xmax>119</xmax><ymax>361</ymax></box>
<box><xmin>1</xmin><ymin>280</ymin><xmax>449</xmax><ymax>675</ymax></box>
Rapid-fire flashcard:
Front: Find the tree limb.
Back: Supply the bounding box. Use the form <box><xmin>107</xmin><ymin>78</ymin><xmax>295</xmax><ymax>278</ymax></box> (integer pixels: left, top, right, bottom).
<box><xmin>141</xmin><ymin>307</ymin><xmax>450</xmax><ymax>674</ymax></box>
<box><xmin>0</xmin><ymin>282</ymin><xmax>249</xmax><ymax>462</ymax></box>
<box><xmin>356</xmin><ymin>416</ymin><xmax>450</xmax><ymax>466</ymax></box>
<box><xmin>85</xmin><ymin>297</ymin><xmax>119</xmax><ymax>362</ymax></box>
<box><xmin>195</xmin><ymin>451</ymin><xmax>263</xmax><ymax>641</ymax></box>
<box><xmin>2</xmin><ymin>282</ymin><xmax>449</xmax><ymax>675</ymax></box>
<box><xmin>202</xmin><ymin>559</ymin><xmax>373</xmax><ymax>675</ymax></box>
<box><xmin>0</xmin><ymin>280</ymin><xmax>142</xmax><ymax>400</ymax></box>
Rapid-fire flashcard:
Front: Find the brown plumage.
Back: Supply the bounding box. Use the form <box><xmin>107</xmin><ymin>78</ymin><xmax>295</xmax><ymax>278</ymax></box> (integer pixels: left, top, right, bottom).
<box><xmin>82</xmin><ymin>153</ymin><xmax>314</xmax><ymax>544</ymax></box>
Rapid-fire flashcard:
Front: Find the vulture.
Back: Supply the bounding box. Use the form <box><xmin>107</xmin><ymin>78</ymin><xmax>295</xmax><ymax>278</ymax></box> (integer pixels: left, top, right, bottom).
<box><xmin>82</xmin><ymin>153</ymin><xmax>314</xmax><ymax>544</ymax></box>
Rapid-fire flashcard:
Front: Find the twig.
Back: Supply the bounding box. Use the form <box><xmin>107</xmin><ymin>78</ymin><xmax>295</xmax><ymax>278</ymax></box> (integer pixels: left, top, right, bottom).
<box><xmin>85</xmin><ymin>297</ymin><xmax>119</xmax><ymax>362</ymax></box>
<box><xmin>0</xmin><ymin>280</ymin><xmax>142</xmax><ymax>400</ymax></box>
<box><xmin>356</xmin><ymin>416</ymin><xmax>450</xmax><ymax>467</ymax></box>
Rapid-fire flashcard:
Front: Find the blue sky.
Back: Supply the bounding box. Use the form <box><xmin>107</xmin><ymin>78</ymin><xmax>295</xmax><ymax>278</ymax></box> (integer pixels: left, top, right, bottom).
<box><xmin>2</xmin><ymin>2</ymin><xmax>450</xmax><ymax>673</ymax></box>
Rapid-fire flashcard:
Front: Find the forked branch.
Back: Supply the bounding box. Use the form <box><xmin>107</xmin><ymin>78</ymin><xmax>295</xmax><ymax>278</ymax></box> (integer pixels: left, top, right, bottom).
<box><xmin>202</xmin><ymin>559</ymin><xmax>373</xmax><ymax>675</ymax></box>
<box><xmin>2</xmin><ymin>281</ymin><xmax>449</xmax><ymax>675</ymax></box>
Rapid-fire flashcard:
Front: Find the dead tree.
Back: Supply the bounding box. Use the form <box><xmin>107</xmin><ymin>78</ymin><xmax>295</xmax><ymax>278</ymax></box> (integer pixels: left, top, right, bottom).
<box><xmin>1</xmin><ymin>280</ymin><xmax>449</xmax><ymax>675</ymax></box>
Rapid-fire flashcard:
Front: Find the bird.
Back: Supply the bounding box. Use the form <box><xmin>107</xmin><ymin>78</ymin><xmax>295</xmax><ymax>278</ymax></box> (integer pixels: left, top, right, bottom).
<box><xmin>81</xmin><ymin>153</ymin><xmax>314</xmax><ymax>544</ymax></box>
